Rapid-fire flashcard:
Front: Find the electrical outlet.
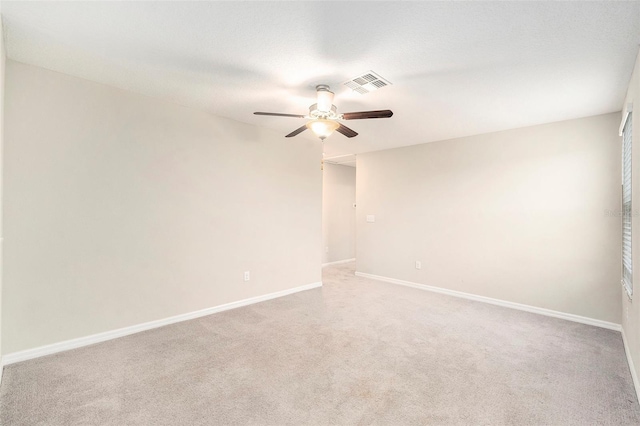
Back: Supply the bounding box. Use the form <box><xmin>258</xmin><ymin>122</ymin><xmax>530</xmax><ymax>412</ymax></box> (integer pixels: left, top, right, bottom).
<box><xmin>325</xmin><ymin>246</ymin><xmax>329</xmax><ymax>253</ymax></box>
<box><xmin>244</xmin><ymin>271</ymin><xmax>250</xmax><ymax>281</ymax></box>
<box><xmin>415</xmin><ymin>261</ymin><xmax>422</xmax><ymax>270</ymax></box>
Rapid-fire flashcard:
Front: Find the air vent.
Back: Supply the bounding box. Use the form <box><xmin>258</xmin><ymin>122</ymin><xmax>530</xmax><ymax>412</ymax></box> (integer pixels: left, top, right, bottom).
<box><xmin>343</xmin><ymin>71</ymin><xmax>391</xmax><ymax>94</ymax></box>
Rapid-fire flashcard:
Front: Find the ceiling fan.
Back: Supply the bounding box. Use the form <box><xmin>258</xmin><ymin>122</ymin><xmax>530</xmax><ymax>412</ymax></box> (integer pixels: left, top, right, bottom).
<box><xmin>254</xmin><ymin>85</ymin><xmax>393</xmax><ymax>140</ymax></box>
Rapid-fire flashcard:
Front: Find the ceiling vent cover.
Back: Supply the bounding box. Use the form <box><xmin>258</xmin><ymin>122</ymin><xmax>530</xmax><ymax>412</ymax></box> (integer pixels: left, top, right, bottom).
<box><xmin>343</xmin><ymin>71</ymin><xmax>391</xmax><ymax>94</ymax></box>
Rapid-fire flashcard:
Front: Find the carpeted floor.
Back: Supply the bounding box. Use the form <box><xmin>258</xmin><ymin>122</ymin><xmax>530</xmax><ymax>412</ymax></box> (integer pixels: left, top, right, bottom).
<box><xmin>1</xmin><ymin>262</ymin><xmax>639</xmax><ymax>425</ymax></box>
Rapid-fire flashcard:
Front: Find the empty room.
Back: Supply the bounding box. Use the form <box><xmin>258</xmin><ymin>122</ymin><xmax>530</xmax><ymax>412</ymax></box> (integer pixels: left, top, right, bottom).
<box><xmin>0</xmin><ymin>1</ymin><xmax>640</xmax><ymax>424</ymax></box>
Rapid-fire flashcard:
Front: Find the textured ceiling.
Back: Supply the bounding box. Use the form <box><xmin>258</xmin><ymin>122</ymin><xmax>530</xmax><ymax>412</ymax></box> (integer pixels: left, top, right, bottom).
<box><xmin>3</xmin><ymin>1</ymin><xmax>640</xmax><ymax>157</ymax></box>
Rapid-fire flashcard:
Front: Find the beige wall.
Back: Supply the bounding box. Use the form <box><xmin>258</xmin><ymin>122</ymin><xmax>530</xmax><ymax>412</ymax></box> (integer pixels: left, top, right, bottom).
<box><xmin>322</xmin><ymin>163</ymin><xmax>356</xmax><ymax>264</ymax></box>
<box><xmin>623</xmin><ymin>49</ymin><xmax>640</xmax><ymax>393</ymax></box>
<box><xmin>2</xmin><ymin>61</ymin><xmax>322</xmax><ymax>354</ymax></box>
<box><xmin>0</xmin><ymin>12</ymin><xmax>5</xmax><ymax>360</ymax></box>
<box><xmin>356</xmin><ymin>113</ymin><xmax>622</xmax><ymax>323</ymax></box>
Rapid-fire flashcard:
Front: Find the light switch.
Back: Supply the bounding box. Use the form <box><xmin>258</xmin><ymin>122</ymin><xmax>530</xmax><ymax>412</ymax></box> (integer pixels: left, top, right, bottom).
<box><xmin>366</xmin><ymin>215</ymin><xmax>376</xmax><ymax>223</ymax></box>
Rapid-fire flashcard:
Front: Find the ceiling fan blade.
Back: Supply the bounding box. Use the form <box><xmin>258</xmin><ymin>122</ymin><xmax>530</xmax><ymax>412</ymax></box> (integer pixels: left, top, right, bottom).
<box><xmin>285</xmin><ymin>125</ymin><xmax>308</xmax><ymax>138</ymax></box>
<box><xmin>336</xmin><ymin>123</ymin><xmax>358</xmax><ymax>138</ymax></box>
<box><xmin>341</xmin><ymin>110</ymin><xmax>393</xmax><ymax>120</ymax></box>
<box><xmin>254</xmin><ymin>112</ymin><xmax>306</xmax><ymax>118</ymax></box>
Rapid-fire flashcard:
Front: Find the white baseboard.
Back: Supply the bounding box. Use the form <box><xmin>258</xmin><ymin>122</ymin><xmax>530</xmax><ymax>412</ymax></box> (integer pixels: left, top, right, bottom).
<box><xmin>322</xmin><ymin>258</ymin><xmax>355</xmax><ymax>267</ymax></box>
<box><xmin>622</xmin><ymin>328</ymin><xmax>640</xmax><ymax>404</ymax></box>
<box><xmin>1</xmin><ymin>281</ymin><xmax>322</xmax><ymax>366</ymax></box>
<box><xmin>355</xmin><ymin>271</ymin><xmax>621</xmax><ymax>331</ymax></box>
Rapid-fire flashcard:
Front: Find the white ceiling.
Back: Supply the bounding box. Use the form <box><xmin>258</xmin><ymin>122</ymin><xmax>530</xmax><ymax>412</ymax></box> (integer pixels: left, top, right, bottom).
<box><xmin>3</xmin><ymin>1</ymin><xmax>640</xmax><ymax>157</ymax></box>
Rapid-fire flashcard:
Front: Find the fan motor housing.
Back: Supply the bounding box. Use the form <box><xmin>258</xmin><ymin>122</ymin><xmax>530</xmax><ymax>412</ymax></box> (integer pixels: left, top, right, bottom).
<box><xmin>308</xmin><ymin>103</ymin><xmax>342</xmax><ymax>120</ymax></box>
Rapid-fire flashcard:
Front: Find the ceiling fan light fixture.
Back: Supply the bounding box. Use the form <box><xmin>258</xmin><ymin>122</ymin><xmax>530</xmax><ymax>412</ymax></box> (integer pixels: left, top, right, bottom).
<box><xmin>253</xmin><ymin>83</ymin><xmax>392</xmax><ymax>139</ymax></box>
<box><xmin>306</xmin><ymin>119</ymin><xmax>339</xmax><ymax>140</ymax></box>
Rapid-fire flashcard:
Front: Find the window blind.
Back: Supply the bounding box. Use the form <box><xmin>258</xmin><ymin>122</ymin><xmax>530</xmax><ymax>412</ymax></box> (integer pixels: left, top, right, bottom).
<box><xmin>623</xmin><ymin>112</ymin><xmax>633</xmax><ymax>296</ymax></box>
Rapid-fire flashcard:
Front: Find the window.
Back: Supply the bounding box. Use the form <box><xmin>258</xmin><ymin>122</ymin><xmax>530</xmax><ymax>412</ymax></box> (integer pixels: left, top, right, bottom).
<box><xmin>623</xmin><ymin>111</ymin><xmax>633</xmax><ymax>297</ymax></box>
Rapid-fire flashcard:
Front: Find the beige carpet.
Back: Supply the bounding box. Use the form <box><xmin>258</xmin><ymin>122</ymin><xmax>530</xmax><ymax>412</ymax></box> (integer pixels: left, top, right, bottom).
<box><xmin>1</xmin><ymin>262</ymin><xmax>639</xmax><ymax>425</ymax></box>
